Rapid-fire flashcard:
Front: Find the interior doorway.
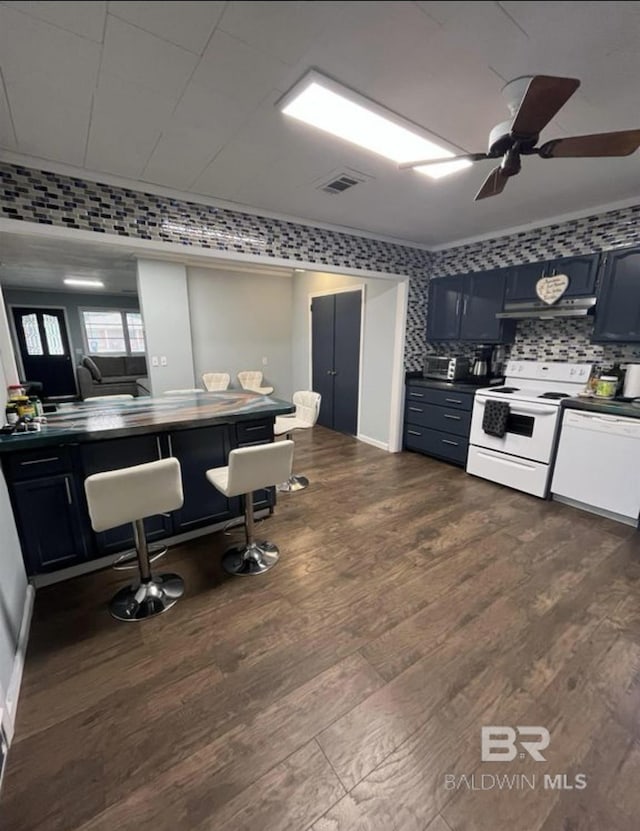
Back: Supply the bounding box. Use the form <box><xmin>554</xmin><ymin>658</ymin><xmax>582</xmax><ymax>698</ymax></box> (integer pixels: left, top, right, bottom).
<box><xmin>311</xmin><ymin>289</ymin><xmax>362</xmax><ymax>435</ymax></box>
<box><xmin>11</xmin><ymin>306</ymin><xmax>76</xmax><ymax>397</ymax></box>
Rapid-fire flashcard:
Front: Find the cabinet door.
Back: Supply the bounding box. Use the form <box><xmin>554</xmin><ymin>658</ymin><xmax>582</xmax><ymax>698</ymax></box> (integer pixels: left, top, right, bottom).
<box><xmin>547</xmin><ymin>254</ymin><xmax>599</xmax><ymax>297</ymax></box>
<box><xmin>460</xmin><ymin>269</ymin><xmax>508</xmax><ymax>342</ymax></box>
<box><xmin>505</xmin><ymin>262</ymin><xmax>548</xmax><ymax>302</ymax></box>
<box><xmin>80</xmin><ymin>434</ymin><xmax>172</xmax><ymax>554</ymax></box>
<box><xmin>593</xmin><ymin>248</ymin><xmax>640</xmax><ymax>342</ymax></box>
<box><xmin>169</xmin><ymin>425</ymin><xmax>236</xmax><ymax>532</ymax></box>
<box><xmin>426</xmin><ymin>276</ymin><xmax>463</xmax><ymax>341</ymax></box>
<box><xmin>13</xmin><ymin>474</ymin><xmax>86</xmax><ymax>574</ymax></box>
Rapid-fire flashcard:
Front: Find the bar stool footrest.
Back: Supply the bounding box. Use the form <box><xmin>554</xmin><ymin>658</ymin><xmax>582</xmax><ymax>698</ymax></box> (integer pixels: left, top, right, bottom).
<box><xmin>112</xmin><ymin>543</ymin><xmax>169</xmax><ymax>571</ymax></box>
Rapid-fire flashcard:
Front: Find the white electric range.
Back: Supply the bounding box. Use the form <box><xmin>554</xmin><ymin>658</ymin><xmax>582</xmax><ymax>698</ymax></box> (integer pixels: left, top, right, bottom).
<box><xmin>466</xmin><ymin>360</ymin><xmax>592</xmax><ymax>497</ymax></box>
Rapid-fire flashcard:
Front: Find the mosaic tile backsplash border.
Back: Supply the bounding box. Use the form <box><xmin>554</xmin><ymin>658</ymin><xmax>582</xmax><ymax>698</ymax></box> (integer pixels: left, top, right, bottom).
<box><xmin>1</xmin><ymin>162</ymin><xmax>639</xmax><ymax>372</ymax></box>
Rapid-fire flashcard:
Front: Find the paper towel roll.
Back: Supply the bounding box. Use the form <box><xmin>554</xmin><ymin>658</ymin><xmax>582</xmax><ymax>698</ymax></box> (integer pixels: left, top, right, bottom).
<box><xmin>623</xmin><ymin>364</ymin><xmax>640</xmax><ymax>398</ymax></box>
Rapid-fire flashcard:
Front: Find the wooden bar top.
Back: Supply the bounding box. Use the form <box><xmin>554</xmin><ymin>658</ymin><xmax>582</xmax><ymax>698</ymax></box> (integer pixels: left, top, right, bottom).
<box><xmin>0</xmin><ymin>391</ymin><xmax>295</xmax><ymax>453</ymax></box>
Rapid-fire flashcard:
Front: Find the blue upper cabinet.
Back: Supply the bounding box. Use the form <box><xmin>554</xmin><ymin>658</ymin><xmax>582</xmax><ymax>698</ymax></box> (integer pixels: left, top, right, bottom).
<box><xmin>427</xmin><ymin>275</ymin><xmax>464</xmax><ymax>340</ymax></box>
<box><xmin>592</xmin><ymin>247</ymin><xmax>640</xmax><ymax>342</ymax></box>
<box><xmin>506</xmin><ymin>254</ymin><xmax>600</xmax><ymax>302</ymax></box>
<box><xmin>427</xmin><ymin>270</ymin><xmax>514</xmax><ymax>343</ymax></box>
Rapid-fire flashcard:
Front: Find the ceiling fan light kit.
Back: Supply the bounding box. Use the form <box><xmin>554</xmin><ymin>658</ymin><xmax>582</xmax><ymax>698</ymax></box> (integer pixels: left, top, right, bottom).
<box><xmin>401</xmin><ymin>74</ymin><xmax>640</xmax><ymax>200</ymax></box>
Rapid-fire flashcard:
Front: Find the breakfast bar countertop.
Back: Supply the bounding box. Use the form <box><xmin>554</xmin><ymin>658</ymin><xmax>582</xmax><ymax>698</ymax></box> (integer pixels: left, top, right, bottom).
<box><xmin>0</xmin><ymin>392</ymin><xmax>295</xmax><ymax>452</ymax></box>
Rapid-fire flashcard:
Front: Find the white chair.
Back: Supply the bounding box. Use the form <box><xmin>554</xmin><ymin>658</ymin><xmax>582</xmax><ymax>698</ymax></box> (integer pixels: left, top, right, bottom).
<box><xmin>202</xmin><ymin>372</ymin><xmax>231</xmax><ymax>391</ymax></box>
<box><xmin>206</xmin><ymin>441</ymin><xmax>294</xmax><ymax>576</ymax></box>
<box><xmin>84</xmin><ymin>394</ymin><xmax>135</xmax><ymax>402</ymax></box>
<box><xmin>237</xmin><ymin>371</ymin><xmax>274</xmax><ymax>395</ymax></box>
<box><xmin>84</xmin><ymin>458</ymin><xmax>185</xmax><ymax>621</ymax></box>
<box><xmin>274</xmin><ymin>391</ymin><xmax>321</xmax><ymax>492</ymax></box>
<box><xmin>163</xmin><ymin>388</ymin><xmax>203</xmax><ymax>395</ymax></box>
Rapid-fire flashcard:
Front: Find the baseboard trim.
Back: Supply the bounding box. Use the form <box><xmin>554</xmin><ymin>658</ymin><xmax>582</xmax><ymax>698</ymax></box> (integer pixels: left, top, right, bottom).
<box><xmin>4</xmin><ymin>584</ymin><xmax>35</xmax><ymax>743</ymax></box>
<box><xmin>358</xmin><ymin>434</ymin><xmax>389</xmax><ymax>452</ymax></box>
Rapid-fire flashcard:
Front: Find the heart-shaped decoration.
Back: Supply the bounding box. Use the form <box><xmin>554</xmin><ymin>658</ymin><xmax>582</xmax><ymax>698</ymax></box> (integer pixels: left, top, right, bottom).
<box><xmin>536</xmin><ymin>273</ymin><xmax>570</xmax><ymax>305</ymax></box>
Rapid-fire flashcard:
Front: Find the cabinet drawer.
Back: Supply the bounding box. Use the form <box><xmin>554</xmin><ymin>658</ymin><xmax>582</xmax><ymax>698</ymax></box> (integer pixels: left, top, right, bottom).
<box><xmin>406</xmin><ymin>386</ymin><xmax>473</xmax><ymax>411</ymax></box>
<box><xmin>236</xmin><ymin>419</ymin><xmax>274</xmax><ymax>446</ymax></box>
<box><xmin>404</xmin><ymin>425</ymin><xmax>468</xmax><ymax>465</ymax></box>
<box><xmin>405</xmin><ymin>403</ymin><xmax>471</xmax><ymax>436</ymax></box>
<box><xmin>6</xmin><ymin>447</ymin><xmax>72</xmax><ymax>481</ymax></box>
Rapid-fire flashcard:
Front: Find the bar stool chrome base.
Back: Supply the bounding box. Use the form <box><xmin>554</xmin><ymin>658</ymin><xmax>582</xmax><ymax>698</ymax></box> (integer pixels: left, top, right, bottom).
<box><xmin>276</xmin><ymin>474</ymin><xmax>309</xmax><ymax>493</ymax></box>
<box><xmin>109</xmin><ymin>573</ymin><xmax>185</xmax><ymax>622</ymax></box>
<box><xmin>222</xmin><ymin>542</ymin><xmax>279</xmax><ymax>576</ymax></box>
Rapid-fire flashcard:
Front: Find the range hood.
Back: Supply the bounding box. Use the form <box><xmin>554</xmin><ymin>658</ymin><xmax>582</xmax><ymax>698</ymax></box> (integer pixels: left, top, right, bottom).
<box><xmin>496</xmin><ymin>296</ymin><xmax>596</xmax><ymax>320</ymax></box>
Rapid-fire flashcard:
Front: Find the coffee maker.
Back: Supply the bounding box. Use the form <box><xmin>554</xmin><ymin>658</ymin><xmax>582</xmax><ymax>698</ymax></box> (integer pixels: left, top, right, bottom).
<box><xmin>471</xmin><ymin>345</ymin><xmax>493</xmax><ymax>380</ymax></box>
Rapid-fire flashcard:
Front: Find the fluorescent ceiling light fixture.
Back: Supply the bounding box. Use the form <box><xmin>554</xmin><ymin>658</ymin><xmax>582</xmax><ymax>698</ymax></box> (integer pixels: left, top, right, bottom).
<box><xmin>279</xmin><ymin>71</ymin><xmax>472</xmax><ymax>180</ymax></box>
<box><xmin>63</xmin><ymin>278</ymin><xmax>104</xmax><ymax>288</ymax></box>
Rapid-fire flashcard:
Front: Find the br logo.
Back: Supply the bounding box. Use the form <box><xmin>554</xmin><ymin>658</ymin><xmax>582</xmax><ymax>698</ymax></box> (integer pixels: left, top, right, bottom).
<box><xmin>481</xmin><ymin>726</ymin><xmax>550</xmax><ymax>762</ymax></box>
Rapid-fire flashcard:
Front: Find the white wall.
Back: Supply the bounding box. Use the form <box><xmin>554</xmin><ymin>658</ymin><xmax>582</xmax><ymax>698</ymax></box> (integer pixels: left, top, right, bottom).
<box><xmin>291</xmin><ymin>271</ymin><xmax>405</xmax><ymax>449</ymax></box>
<box><xmin>0</xmin><ymin>290</ymin><xmax>29</xmax><ymax>728</ymax></box>
<box><xmin>187</xmin><ymin>266</ymin><xmax>293</xmax><ymax>398</ymax></box>
<box><xmin>137</xmin><ymin>260</ymin><xmax>195</xmax><ymax>394</ymax></box>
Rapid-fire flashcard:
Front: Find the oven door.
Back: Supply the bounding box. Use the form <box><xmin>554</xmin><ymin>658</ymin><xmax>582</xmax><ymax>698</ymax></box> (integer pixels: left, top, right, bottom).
<box><xmin>469</xmin><ymin>395</ymin><xmax>559</xmax><ymax>463</ymax></box>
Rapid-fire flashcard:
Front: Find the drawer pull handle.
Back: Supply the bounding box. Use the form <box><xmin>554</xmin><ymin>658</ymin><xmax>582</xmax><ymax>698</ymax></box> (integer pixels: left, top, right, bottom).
<box><xmin>408</xmin><ymin>430</ymin><xmax>422</xmax><ymax>436</ymax></box>
<box><xmin>20</xmin><ymin>456</ymin><xmax>60</xmax><ymax>466</ymax></box>
<box><xmin>442</xmin><ymin>439</ymin><xmax>459</xmax><ymax>446</ymax></box>
<box><xmin>64</xmin><ymin>477</ymin><xmax>72</xmax><ymax>505</ymax></box>
<box><xmin>245</xmin><ymin>425</ymin><xmax>267</xmax><ymax>432</ymax></box>
<box><xmin>444</xmin><ymin>414</ymin><xmax>461</xmax><ymax>420</ymax></box>
<box><xmin>168</xmin><ymin>435</ymin><xmax>174</xmax><ymax>457</ymax></box>
<box><xmin>156</xmin><ymin>437</ymin><xmax>162</xmax><ymax>459</ymax></box>
<box><xmin>408</xmin><ymin>406</ymin><xmax>423</xmax><ymax>412</ymax></box>
<box><xmin>445</xmin><ymin>398</ymin><xmax>462</xmax><ymax>404</ymax></box>
<box><xmin>409</xmin><ymin>392</ymin><xmax>424</xmax><ymax>398</ymax></box>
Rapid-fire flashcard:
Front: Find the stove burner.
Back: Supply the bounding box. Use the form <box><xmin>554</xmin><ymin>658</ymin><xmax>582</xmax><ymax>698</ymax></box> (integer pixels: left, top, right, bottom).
<box><xmin>492</xmin><ymin>386</ymin><xmax>519</xmax><ymax>393</ymax></box>
<box><xmin>538</xmin><ymin>392</ymin><xmax>570</xmax><ymax>400</ymax></box>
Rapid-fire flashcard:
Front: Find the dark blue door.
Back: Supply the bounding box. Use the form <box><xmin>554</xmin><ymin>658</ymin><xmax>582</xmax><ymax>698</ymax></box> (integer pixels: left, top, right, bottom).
<box><xmin>593</xmin><ymin>248</ymin><xmax>640</xmax><ymax>342</ymax></box>
<box><xmin>311</xmin><ymin>291</ymin><xmax>361</xmax><ymax>435</ymax></box>
<box><xmin>12</xmin><ymin>307</ymin><xmax>77</xmax><ymax>397</ymax></box>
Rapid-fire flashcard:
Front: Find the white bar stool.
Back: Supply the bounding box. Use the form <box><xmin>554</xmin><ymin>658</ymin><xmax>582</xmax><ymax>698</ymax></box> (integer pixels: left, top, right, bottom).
<box><xmin>274</xmin><ymin>391</ymin><xmax>321</xmax><ymax>492</ymax></box>
<box><xmin>206</xmin><ymin>440</ymin><xmax>294</xmax><ymax>576</ymax></box>
<box><xmin>237</xmin><ymin>371</ymin><xmax>274</xmax><ymax>395</ymax></box>
<box><xmin>202</xmin><ymin>372</ymin><xmax>230</xmax><ymax>391</ymax></box>
<box><xmin>84</xmin><ymin>458</ymin><xmax>185</xmax><ymax>622</ymax></box>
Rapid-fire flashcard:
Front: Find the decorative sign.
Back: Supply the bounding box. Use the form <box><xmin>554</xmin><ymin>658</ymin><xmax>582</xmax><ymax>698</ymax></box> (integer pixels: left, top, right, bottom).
<box><xmin>536</xmin><ymin>273</ymin><xmax>570</xmax><ymax>305</ymax></box>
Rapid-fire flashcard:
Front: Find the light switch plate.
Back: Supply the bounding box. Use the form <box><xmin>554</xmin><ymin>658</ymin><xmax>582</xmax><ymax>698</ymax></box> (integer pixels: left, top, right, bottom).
<box><xmin>160</xmin><ymin>356</ymin><xmax>167</xmax><ymax>366</ymax></box>
<box><xmin>151</xmin><ymin>356</ymin><xmax>159</xmax><ymax>367</ymax></box>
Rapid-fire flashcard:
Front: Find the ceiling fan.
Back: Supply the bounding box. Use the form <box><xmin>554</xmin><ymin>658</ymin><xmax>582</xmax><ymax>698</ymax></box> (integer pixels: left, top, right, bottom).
<box><xmin>400</xmin><ymin>75</ymin><xmax>640</xmax><ymax>200</ymax></box>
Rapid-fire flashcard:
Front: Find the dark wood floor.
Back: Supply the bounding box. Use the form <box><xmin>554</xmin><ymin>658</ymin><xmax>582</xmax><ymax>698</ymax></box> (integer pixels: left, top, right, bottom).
<box><xmin>2</xmin><ymin>426</ymin><xmax>640</xmax><ymax>831</ymax></box>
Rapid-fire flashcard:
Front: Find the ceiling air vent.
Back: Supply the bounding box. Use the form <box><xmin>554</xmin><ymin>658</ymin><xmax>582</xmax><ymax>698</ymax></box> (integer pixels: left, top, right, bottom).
<box><xmin>315</xmin><ymin>168</ymin><xmax>372</xmax><ymax>195</ymax></box>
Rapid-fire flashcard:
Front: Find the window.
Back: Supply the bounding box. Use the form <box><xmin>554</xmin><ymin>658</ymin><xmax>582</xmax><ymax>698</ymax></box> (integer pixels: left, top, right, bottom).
<box><xmin>81</xmin><ymin>309</ymin><xmax>146</xmax><ymax>356</ymax></box>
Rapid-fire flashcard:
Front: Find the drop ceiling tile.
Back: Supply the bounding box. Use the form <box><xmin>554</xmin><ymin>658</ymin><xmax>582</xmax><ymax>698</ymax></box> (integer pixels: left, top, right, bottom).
<box><xmin>108</xmin><ymin>1</ymin><xmax>225</xmax><ymax>54</ymax></box>
<box><xmin>190</xmin><ymin>29</ymin><xmax>290</xmax><ymax>108</ymax></box>
<box><xmin>92</xmin><ymin>71</ymin><xmax>177</xmax><ymax>129</ymax></box>
<box><xmin>1</xmin><ymin>1</ymin><xmax>106</xmax><ymax>41</ymax></box>
<box><xmin>218</xmin><ymin>0</ymin><xmax>345</xmax><ymax>66</ymax></box>
<box><xmin>141</xmin><ymin>124</ymin><xmax>225</xmax><ymax>190</ymax></box>
<box><xmin>10</xmin><ymin>90</ymin><xmax>90</xmax><ymax>165</ymax></box>
<box><xmin>0</xmin><ymin>4</ymin><xmax>100</xmax><ymax>103</ymax></box>
<box><xmin>172</xmin><ymin>81</ymin><xmax>255</xmax><ymax>135</ymax></box>
<box><xmin>85</xmin><ymin>109</ymin><xmax>161</xmax><ymax>180</ymax></box>
<box><xmin>100</xmin><ymin>14</ymin><xmax>199</xmax><ymax>99</ymax></box>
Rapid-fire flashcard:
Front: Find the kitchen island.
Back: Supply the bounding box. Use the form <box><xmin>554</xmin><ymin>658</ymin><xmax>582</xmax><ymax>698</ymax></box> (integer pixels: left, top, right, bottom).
<box><xmin>0</xmin><ymin>392</ymin><xmax>294</xmax><ymax>581</ymax></box>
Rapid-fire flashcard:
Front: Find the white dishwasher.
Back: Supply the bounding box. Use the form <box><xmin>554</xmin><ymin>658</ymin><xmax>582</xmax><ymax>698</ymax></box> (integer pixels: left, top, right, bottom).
<box><xmin>551</xmin><ymin>409</ymin><xmax>640</xmax><ymax>526</ymax></box>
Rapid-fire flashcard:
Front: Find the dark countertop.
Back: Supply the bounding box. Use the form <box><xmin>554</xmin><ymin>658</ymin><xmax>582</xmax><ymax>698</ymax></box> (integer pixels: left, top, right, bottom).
<box><xmin>0</xmin><ymin>392</ymin><xmax>295</xmax><ymax>453</ymax></box>
<box><xmin>563</xmin><ymin>397</ymin><xmax>640</xmax><ymax>420</ymax></box>
<box><xmin>405</xmin><ymin>372</ymin><xmax>505</xmax><ymax>394</ymax></box>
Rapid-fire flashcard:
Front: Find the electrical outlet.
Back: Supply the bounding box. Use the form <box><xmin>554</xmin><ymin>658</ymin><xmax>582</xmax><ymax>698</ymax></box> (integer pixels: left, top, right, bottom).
<box><xmin>262</xmin><ymin>356</ymin><xmax>268</xmax><ymax>366</ymax></box>
<box><xmin>160</xmin><ymin>356</ymin><xmax>167</xmax><ymax>366</ymax></box>
<box><xmin>151</xmin><ymin>356</ymin><xmax>159</xmax><ymax>367</ymax></box>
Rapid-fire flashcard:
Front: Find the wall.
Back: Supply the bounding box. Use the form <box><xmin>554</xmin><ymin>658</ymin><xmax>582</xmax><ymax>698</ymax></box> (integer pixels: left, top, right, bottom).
<box><xmin>406</xmin><ymin>203</ymin><xmax>640</xmax><ymax>370</ymax></box>
<box><xmin>291</xmin><ymin>271</ymin><xmax>403</xmax><ymax>448</ymax></box>
<box><xmin>0</xmin><ymin>301</ymin><xmax>28</xmax><ymax>720</ymax></box>
<box><xmin>2</xmin><ymin>288</ymin><xmax>140</xmax><ymax>372</ymax></box>
<box><xmin>136</xmin><ymin>260</ymin><xmax>195</xmax><ymax>394</ymax></box>
<box><xmin>187</xmin><ymin>267</ymin><xmax>292</xmax><ymax>398</ymax></box>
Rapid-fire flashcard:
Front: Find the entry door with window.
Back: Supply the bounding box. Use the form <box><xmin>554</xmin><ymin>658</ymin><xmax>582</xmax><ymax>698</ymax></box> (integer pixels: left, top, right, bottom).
<box><xmin>12</xmin><ymin>307</ymin><xmax>76</xmax><ymax>397</ymax></box>
<box><xmin>311</xmin><ymin>290</ymin><xmax>361</xmax><ymax>435</ymax></box>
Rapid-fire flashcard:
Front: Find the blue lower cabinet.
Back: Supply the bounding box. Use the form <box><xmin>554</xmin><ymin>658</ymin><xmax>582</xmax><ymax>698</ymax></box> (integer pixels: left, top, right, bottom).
<box><xmin>13</xmin><ymin>474</ymin><xmax>87</xmax><ymax>574</ymax></box>
<box><xmin>404</xmin><ymin>382</ymin><xmax>473</xmax><ymax>466</ymax></box>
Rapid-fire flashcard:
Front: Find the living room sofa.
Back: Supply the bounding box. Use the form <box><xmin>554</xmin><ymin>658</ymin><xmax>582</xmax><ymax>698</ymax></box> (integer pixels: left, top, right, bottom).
<box><xmin>76</xmin><ymin>355</ymin><xmax>149</xmax><ymax>399</ymax></box>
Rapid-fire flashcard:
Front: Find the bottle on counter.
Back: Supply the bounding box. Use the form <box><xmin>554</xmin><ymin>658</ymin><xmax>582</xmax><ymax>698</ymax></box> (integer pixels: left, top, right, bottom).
<box><xmin>8</xmin><ymin>384</ymin><xmax>26</xmax><ymax>400</ymax></box>
<box><xmin>13</xmin><ymin>396</ymin><xmax>35</xmax><ymax>418</ymax></box>
<box><xmin>5</xmin><ymin>402</ymin><xmax>18</xmax><ymax>425</ymax></box>
<box><xmin>30</xmin><ymin>395</ymin><xmax>44</xmax><ymax>417</ymax></box>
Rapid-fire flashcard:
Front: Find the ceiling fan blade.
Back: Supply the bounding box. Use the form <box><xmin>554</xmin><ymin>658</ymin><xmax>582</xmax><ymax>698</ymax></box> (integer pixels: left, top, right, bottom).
<box><xmin>475</xmin><ymin>166</ymin><xmax>509</xmax><ymax>201</ymax></box>
<box><xmin>399</xmin><ymin>152</ymin><xmax>489</xmax><ymax>170</ymax></box>
<box><xmin>538</xmin><ymin>129</ymin><xmax>640</xmax><ymax>158</ymax></box>
<box><xmin>511</xmin><ymin>75</ymin><xmax>580</xmax><ymax>137</ymax></box>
